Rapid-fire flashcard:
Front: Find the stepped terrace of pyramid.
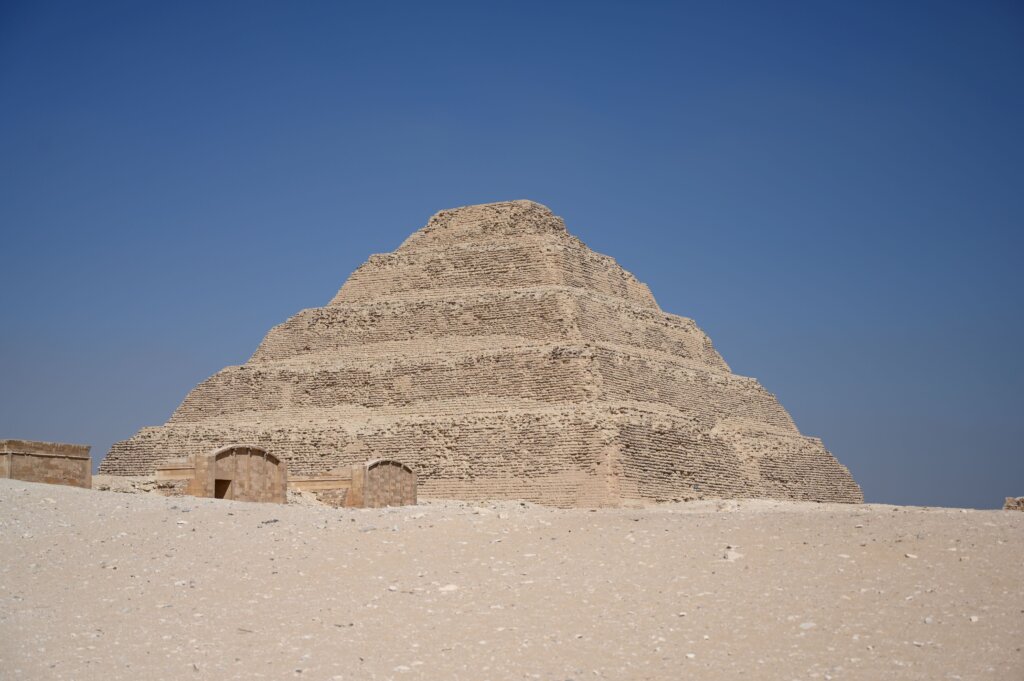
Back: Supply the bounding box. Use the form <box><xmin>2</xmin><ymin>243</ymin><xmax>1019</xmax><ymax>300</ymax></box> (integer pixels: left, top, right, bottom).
<box><xmin>99</xmin><ymin>200</ymin><xmax>862</xmax><ymax>506</ymax></box>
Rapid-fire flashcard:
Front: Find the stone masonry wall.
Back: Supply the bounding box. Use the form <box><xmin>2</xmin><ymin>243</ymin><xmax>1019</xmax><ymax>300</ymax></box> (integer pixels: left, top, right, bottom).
<box><xmin>100</xmin><ymin>200</ymin><xmax>862</xmax><ymax>506</ymax></box>
<box><xmin>1</xmin><ymin>439</ymin><xmax>92</xmax><ymax>489</ymax></box>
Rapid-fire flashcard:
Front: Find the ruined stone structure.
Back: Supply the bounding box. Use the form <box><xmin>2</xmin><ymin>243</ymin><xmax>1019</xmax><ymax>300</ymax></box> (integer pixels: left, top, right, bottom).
<box><xmin>1004</xmin><ymin>497</ymin><xmax>1024</xmax><ymax>512</ymax></box>
<box><xmin>100</xmin><ymin>200</ymin><xmax>862</xmax><ymax>506</ymax></box>
<box><xmin>291</xmin><ymin>459</ymin><xmax>417</xmax><ymax>508</ymax></box>
<box><xmin>155</xmin><ymin>445</ymin><xmax>287</xmax><ymax>504</ymax></box>
<box><xmin>1</xmin><ymin>439</ymin><xmax>91</xmax><ymax>489</ymax></box>
<box><xmin>154</xmin><ymin>443</ymin><xmax>414</xmax><ymax>507</ymax></box>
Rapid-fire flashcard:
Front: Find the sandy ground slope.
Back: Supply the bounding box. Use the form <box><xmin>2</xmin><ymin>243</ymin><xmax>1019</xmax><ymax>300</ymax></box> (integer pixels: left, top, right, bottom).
<box><xmin>1</xmin><ymin>479</ymin><xmax>1021</xmax><ymax>681</ymax></box>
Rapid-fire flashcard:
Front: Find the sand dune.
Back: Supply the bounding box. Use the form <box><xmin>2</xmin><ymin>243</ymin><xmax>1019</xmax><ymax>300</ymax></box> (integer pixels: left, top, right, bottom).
<box><xmin>1</xmin><ymin>479</ymin><xmax>1021</xmax><ymax>680</ymax></box>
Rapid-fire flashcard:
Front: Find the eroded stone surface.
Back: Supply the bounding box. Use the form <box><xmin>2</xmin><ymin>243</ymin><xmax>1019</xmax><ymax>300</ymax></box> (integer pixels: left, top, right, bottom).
<box><xmin>99</xmin><ymin>200</ymin><xmax>862</xmax><ymax>506</ymax></box>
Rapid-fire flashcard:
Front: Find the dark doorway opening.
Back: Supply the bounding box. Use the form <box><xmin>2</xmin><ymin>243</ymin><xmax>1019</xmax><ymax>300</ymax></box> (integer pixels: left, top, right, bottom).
<box><xmin>214</xmin><ymin>479</ymin><xmax>232</xmax><ymax>499</ymax></box>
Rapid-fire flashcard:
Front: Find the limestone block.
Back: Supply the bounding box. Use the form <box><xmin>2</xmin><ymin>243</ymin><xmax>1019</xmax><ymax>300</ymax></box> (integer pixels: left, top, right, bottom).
<box><xmin>1</xmin><ymin>439</ymin><xmax>91</xmax><ymax>489</ymax></box>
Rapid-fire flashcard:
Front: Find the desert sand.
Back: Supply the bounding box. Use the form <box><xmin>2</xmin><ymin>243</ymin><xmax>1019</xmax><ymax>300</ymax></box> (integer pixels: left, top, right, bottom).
<box><xmin>1</xmin><ymin>479</ymin><xmax>1021</xmax><ymax>680</ymax></box>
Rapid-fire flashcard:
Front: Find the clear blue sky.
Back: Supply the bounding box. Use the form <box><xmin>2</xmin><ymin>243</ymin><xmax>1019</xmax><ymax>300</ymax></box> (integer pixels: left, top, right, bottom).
<box><xmin>2</xmin><ymin>1</ymin><xmax>1021</xmax><ymax>508</ymax></box>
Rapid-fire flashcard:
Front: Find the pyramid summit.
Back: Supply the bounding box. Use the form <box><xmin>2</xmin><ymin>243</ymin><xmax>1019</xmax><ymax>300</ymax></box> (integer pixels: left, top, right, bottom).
<box><xmin>100</xmin><ymin>200</ymin><xmax>862</xmax><ymax>506</ymax></box>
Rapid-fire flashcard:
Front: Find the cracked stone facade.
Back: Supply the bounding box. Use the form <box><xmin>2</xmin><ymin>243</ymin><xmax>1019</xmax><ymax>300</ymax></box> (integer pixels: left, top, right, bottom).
<box><xmin>99</xmin><ymin>200</ymin><xmax>863</xmax><ymax>506</ymax></box>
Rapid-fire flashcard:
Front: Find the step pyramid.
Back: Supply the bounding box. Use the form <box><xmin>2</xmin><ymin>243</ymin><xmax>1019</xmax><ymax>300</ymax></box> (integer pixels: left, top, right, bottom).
<box><xmin>100</xmin><ymin>200</ymin><xmax>862</xmax><ymax>506</ymax></box>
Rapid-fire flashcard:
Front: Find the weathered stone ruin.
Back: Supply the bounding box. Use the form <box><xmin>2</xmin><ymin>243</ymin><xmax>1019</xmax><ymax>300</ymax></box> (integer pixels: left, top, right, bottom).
<box><xmin>152</xmin><ymin>445</ymin><xmax>417</xmax><ymax>508</ymax></box>
<box><xmin>291</xmin><ymin>459</ymin><xmax>417</xmax><ymax>508</ymax></box>
<box><xmin>1004</xmin><ymin>497</ymin><xmax>1024</xmax><ymax>511</ymax></box>
<box><xmin>155</xmin><ymin>445</ymin><xmax>288</xmax><ymax>504</ymax></box>
<box><xmin>1</xmin><ymin>439</ymin><xmax>91</xmax><ymax>489</ymax></box>
<box><xmin>100</xmin><ymin>200</ymin><xmax>862</xmax><ymax>507</ymax></box>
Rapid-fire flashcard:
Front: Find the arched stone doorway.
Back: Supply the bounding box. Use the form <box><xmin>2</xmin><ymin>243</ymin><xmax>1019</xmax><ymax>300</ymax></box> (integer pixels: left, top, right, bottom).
<box><xmin>349</xmin><ymin>459</ymin><xmax>417</xmax><ymax>508</ymax></box>
<box><xmin>188</xmin><ymin>444</ymin><xmax>288</xmax><ymax>504</ymax></box>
